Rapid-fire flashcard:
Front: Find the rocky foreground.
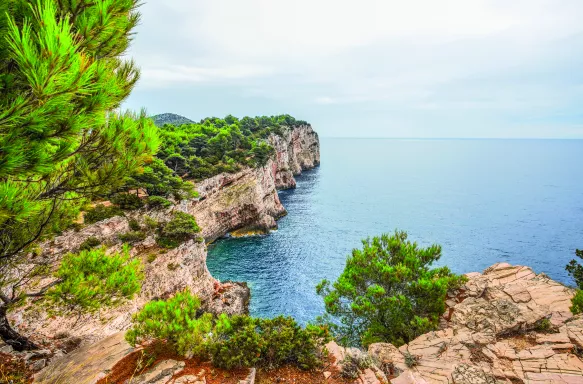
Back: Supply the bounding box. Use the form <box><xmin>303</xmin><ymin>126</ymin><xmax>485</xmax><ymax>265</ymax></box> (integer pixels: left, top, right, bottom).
<box><xmin>330</xmin><ymin>262</ymin><xmax>582</xmax><ymax>384</ymax></box>
<box><xmin>25</xmin><ymin>262</ymin><xmax>583</xmax><ymax>383</ymax></box>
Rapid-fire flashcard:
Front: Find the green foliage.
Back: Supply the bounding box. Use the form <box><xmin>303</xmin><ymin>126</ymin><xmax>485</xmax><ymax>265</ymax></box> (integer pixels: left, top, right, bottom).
<box><xmin>84</xmin><ymin>204</ymin><xmax>124</xmax><ymax>224</ymax></box>
<box><xmin>146</xmin><ymin>196</ymin><xmax>173</xmax><ymax>209</ymax></box>
<box><xmin>125</xmin><ymin>291</ymin><xmax>213</xmax><ymax>357</ymax></box>
<box><xmin>317</xmin><ymin>230</ymin><xmax>466</xmax><ymax>347</ymax></box>
<box><xmin>126</xmin><ymin>291</ymin><xmax>329</xmax><ymax>371</ymax></box>
<box><xmin>156</xmin><ymin>211</ymin><xmax>200</xmax><ymax>249</ymax></box>
<box><xmin>123</xmin><ymin>158</ymin><xmax>195</xmax><ymax>200</ymax></box>
<box><xmin>566</xmin><ymin>249</ymin><xmax>583</xmax><ymax>314</ymax></box>
<box><xmin>154</xmin><ymin>114</ymin><xmax>306</xmax><ymax>180</ymax></box>
<box><xmin>78</xmin><ymin>237</ymin><xmax>100</xmax><ymax>252</ymax></box>
<box><xmin>111</xmin><ymin>194</ymin><xmax>143</xmax><ymax>210</ymax></box>
<box><xmin>0</xmin><ymin>0</ymin><xmax>159</xmax><ymax>262</ymax></box>
<box><xmin>209</xmin><ymin>315</ymin><xmax>330</xmax><ymax>370</ymax></box>
<box><xmin>128</xmin><ymin>218</ymin><xmax>141</xmax><ymax>231</ymax></box>
<box><xmin>571</xmin><ymin>290</ymin><xmax>583</xmax><ymax>315</ymax></box>
<box><xmin>47</xmin><ymin>245</ymin><xmax>143</xmax><ymax>312</ymax></box>
<box><xmin>118</xmin><ymin>231</ymin><xmax>146</xmax><ymax>244</ymax></box>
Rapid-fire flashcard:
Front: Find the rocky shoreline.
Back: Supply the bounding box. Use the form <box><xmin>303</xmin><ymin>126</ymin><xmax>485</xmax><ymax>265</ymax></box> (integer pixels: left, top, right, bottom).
<box><xmin>29</xmin><ymin>262</ymin><xmax>583</xmax><ymax>384</ymax></box>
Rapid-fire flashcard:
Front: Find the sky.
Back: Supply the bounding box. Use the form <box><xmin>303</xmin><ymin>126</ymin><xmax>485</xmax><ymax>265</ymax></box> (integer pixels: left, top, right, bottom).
<box><xmin>123</xmin><ymin>0</ymin><xmax>583</xmax><ymax>138</ymax></box>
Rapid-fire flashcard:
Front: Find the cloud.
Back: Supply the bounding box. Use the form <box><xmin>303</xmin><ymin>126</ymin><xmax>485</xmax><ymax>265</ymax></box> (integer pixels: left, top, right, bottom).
<box><xmin>124</xmin><ymin>0</ymin><xmax>583</xmax><ymax>138</ymax></box>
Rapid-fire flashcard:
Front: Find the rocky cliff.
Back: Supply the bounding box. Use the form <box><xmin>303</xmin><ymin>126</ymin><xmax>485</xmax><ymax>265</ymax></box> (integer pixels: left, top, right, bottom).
<box><xmin>5</xmin><ymin>124</ymin><xmax>320</xmax><ymax>357</ymax></box>
<box><xmin>327</xmin><ymin>263</ymin><xmax>583</xmax><ymax>384</ymax></box>
<box><xmin>183</xmin><ymin>124</ymin><xmax>320</xmax><ymax>241</ymax></box>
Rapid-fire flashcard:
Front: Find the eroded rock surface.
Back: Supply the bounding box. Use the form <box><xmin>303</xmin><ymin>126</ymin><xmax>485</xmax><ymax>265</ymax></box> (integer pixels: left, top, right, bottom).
<box><xmin>367</xmin><ymin>263</ymin><xmax>582</xmax><ymax>384</ymax></box>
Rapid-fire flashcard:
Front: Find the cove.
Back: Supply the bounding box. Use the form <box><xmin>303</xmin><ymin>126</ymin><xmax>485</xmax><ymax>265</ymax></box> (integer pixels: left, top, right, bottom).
<box><xmin>206</xmin><ymin>138</ymin><xmax>583</xmax><ymax>324</ymax></box>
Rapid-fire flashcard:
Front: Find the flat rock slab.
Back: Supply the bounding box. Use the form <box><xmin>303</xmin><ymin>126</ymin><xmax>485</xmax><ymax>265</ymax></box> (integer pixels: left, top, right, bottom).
<box><xmin>34</xmin><ymin>332</ymin><xmax>133</xmax><ymax>384</ymax></box>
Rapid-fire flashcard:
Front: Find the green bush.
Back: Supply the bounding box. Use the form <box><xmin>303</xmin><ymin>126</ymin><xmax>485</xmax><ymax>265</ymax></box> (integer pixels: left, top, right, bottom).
<box><xmin>125</xmin><ymin>291</ymin><xmax>329</xmax><ymax>371</ymax></box>
<box><xmin>47</xmin><ymin>245</ymin><xmax>143</xmax><ymax>312</ymax></box>
<box><xmin>118</xmin><ymin>231</ymin><xmax>146</xmax><ymax>243</ymax></box>
<box><xmin>317</xmin><ymin>230</ymin><xmax>466</xmax><ymax>347</ymax></box>
<box><xmin>147</xmin><ymin>196</ymin><xmax>173</xmax><ymax>209</ymax></box>
<box><xmin>209</xmin><ymin>315</ymin><xmax>330</xmax><ymax>370</ymax></box>
<box><xmin>566</xmin><ymin>249</ymin><xmax>583</xmax><ymax>314</ymax></box>
<box><xmin>128</xmin><ymin>218</ymin><xmax>141</xmax><ymax>231</ymax></box>
<box><xmin>78</xmin><ymin>237</ymin><xmax>100</xmax><ymax>251</ymax></box>
<box><xmin>156</xmin><ymin>211</ymin><xmax>200</xmax><ymax>249</ymax></box>
<box><xmin>125</xmin><ymin>291</ymin><xmax>213</xmax><ymax>357</ymax></box>
<box><xmin>84</xmin><ymin>204</ymin><xmax>124</xmax><ymax>224</ymax></box>
<box><xmin>572</xmin><ymin>290</ymin><xmax>583</xmax><ymax>315</ymax></box>
<box><xmin>111</xmin><ymin>193</ymin><xmax>144</xmax><ymax>210</ymax></box>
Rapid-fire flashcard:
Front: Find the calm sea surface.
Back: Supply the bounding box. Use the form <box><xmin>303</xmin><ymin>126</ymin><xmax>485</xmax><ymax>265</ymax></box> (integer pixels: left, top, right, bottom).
<box><xmin>207</xmin><ymin>138</ymin><xmax>583</xmax><ymax>323</ymax></box>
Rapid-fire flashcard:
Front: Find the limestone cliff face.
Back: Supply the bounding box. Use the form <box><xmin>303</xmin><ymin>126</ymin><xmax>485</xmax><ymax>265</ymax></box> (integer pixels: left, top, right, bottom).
<box><xmin>182</xmin><ymin>124</ymin><xmax>320</xmax><ymax>242</ymax></box>
<box><xmin>8</xmin><ymin>217</ymin><xmax>248</xmax><ymax>345</ymax></box>
<box><xmin>268</xmin><ymin>125</ymin><xmax>320</xmax><ymax>189</ymax></box>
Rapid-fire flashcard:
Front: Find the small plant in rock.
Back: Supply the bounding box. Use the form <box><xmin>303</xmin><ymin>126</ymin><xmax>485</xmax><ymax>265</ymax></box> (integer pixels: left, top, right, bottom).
<box><xmin>128</xmin><ymin>218</ymin><xmax>141</xmax><ymax>231</ymax></box>
<box><xmin>125</xmin><ymin>290</ymin><xmax>213</xmax><ymax>357</ymax></box>
<box><xmin>403</xmin><ymin>352</ymin><xmax>419</xmax><ymax>368</ymax></box>
<box><xmin>78</xmin><ymin>237</ymin><xmax>100</xmax><ymax>252</ymax></box>
<box><xmin>340</xmin><ymin>352</ymin><xmax>374</xmax><ymax>379</ymax></box>
<box><xmin>84</xmin><ymin>204</ymin><xmax>124</xmax><ymax>224</ymax></box>
<box><xmin>146</xmin><ymin>196</ymin><xmax>173</xmax><ymax>209</ymax></box>
<box><xmin>156</xmin><ymin>211</ymin><xmax>201</xmax><ymax>249</ymax></box>
<box><xmin>535</xmin><ymin>318</ymin><xmax>553</xmax><ymax>333</ymax></box>
<box><xmin>143</xmin><ymin>216</ymin><xmax>158</xmax><ymax>231</ymax></box>
<box><xmin>118</xmin><ymin>231</ymin><xmax>146</xmax><ymax>244</ymax></box>
<box><xmin>111</xmin><ymin>193</ymin><xmax>144</xmax><ymax>210</ymax></box>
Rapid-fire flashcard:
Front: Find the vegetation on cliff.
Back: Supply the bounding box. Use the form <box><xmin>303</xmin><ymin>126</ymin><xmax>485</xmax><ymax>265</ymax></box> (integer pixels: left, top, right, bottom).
<box><xmin>148</xmin><ymin>114</ymin><xmax>308</xmax><ymax>180</ymax></box>
<box><xmin>317</xmin><ymin>230</ymin><xmax>466</xmax><ymax>347</ymax></box>
<box><xmin>126</xmin><ymin>290</ymin><xmax>330</xmax><ymax>371</ymax></box>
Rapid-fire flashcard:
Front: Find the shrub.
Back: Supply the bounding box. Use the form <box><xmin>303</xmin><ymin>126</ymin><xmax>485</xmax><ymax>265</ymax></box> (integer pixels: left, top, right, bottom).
<box><xmin>111</xmin><ymin>193</ymin><xmax>143</xmax><ymax>210</ymax></box>
<box><xmin>404</xmin><ymin>352</ymin><xmax>419</xmax><ymax>367</ymax></box>
<box><xmin>118</xmin><ymin>231</ymin><xmax>146</xmax><ymax>243</ymax></box>
<box><xmin>84</xmin><ymin>204</ymin><xmax>124</xmax><ymax>224</ymax></box>
<box><xmin>47</xmin><ymin>245</ymin><xmax>143</xmax><ymax>312</ymax></box>
<box><xmin>209</xmin><ymin>315</ymin><xmax>329</xmax><ymax>370</ymax></box>
<box><xmin>143</xmin><ymin>216</ymin><xmax>158</xmax><ymax>231</ymax></box>
<box><xmin>317</xmin><ymin>230</ymin><xmax>466</xmax><ymax>347</ymax></box>
<box><xmin>572</xmin><ymin>290</ymin><xmax>583</xmax><ymax>315</ymax></box>
<box><xmin>128</xmin><ymin>218</ymin><xmax>141</xmax><ymax>231</ymax></box>
<box><xmin>156</xmin><ymin>211</ymin><xmax>201</xmax><ymax>249</ymax></box>
<box><xmin>208</xmin><ymin>315</ymin><xmax>262</xmax><ymax>369</ymax></box>
<box><xmin>125</xmin><ymin>291</ymin><xmax>213</xmax><ymax>357</ymax></box>
<box><xmin>566</xmin><ymin>249</ymin><xmax>583</xmax><ymax>314</ymax></box>
<box><xmin>147</xmin><ymin>196</ymin><xmax>173</xmax><ymax>209</ymax></box>
<box><xmin>79</xmin><ymin>237</ymin><xmax>100</xmax><ymax>251</ymax></box>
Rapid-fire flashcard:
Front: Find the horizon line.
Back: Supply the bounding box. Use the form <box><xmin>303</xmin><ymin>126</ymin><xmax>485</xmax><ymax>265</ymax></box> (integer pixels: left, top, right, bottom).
<box><xmin>319</xmin><ymin>137</ymin><xmax>583</xmax><ymax>140</ymax></box>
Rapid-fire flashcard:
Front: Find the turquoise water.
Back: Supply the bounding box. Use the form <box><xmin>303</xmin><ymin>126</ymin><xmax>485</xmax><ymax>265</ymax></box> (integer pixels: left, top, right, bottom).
<box><xmin>207</xmin><ymin>138</ymin><xmax>583</xmax><ymax>323</ymax></box>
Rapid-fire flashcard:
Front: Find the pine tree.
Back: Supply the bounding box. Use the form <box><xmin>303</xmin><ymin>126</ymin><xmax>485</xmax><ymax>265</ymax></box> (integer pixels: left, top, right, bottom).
<box><xmin>0</xmin><ymin>0</ymin><xmax>158</xmax><ymax>350</ymax></box>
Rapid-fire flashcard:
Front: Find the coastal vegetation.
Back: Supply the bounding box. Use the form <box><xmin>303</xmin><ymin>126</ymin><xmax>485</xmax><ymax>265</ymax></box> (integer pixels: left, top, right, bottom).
<box><xmin>316</xmin><ymin>230</ymin><xmax>466</xmax><ymax>347</ymax></box>
<box><xmin>125</xmin><ymin>290</ymin><xmax>330</xmax><ymax>370</ymax></box>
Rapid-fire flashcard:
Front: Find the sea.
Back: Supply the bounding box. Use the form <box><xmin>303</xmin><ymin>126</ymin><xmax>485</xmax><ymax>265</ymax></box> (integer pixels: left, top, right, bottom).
<box><xmin>207</xmin><ymin>138</ymin><xmax>583</xmax><ymax>324</ymax></box>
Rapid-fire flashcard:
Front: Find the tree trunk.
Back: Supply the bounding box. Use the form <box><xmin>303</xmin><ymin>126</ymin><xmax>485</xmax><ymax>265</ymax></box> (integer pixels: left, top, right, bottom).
<box><xmin>0</xmin><ymin>305</ymin><xmax>39</xmax><ymax>351</ymax></box>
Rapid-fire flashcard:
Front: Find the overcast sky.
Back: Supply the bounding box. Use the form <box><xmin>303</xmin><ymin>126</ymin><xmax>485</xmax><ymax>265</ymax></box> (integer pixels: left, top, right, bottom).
<box><xmin>123</xmin><ymin>0</ymin><xmax>583</xmax><ymax>138</ymax></box>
